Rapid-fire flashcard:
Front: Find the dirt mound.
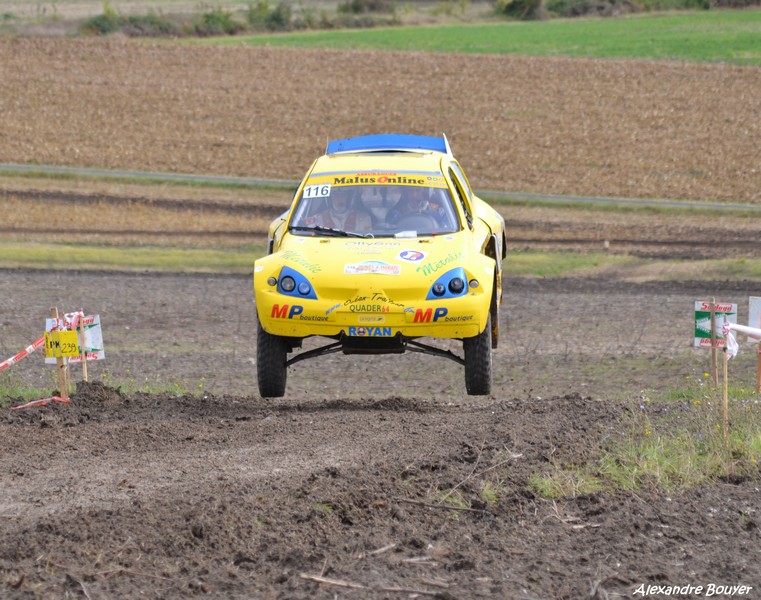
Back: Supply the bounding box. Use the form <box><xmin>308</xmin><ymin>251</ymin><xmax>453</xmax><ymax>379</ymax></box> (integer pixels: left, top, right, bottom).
<box><xmin>2</xmin><ymin>385</ymin><xmax>758</xmax><ymax>598</ymax></box>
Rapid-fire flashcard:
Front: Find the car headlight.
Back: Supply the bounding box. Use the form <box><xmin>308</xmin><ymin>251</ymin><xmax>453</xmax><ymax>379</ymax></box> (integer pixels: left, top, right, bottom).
<box><xmin>448</xmin><ymin>277</ymin><xmax>465</xmax><ymax>294</ymax></box>
<box><xmin>280</xmin><ymin>276</ymin><xmax>296</xmax><ymax>292</ymax></box>
<box><xmin>426</xmin><ymin>268</ymin><xmax>470</xmax><ymax>300</ymax></box>
<box><xmin>277</xmin><ymin>266</ymin><xmax>317</xmax><ymax>299</ymax></box>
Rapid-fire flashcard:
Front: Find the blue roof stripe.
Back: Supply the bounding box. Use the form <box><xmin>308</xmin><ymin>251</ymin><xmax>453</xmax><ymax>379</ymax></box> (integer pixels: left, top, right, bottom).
<box><xmin>310</xmin><ymin>169</ymin><xmax>444</xmax><ymax>178</ymax></box>
<box><xmin>326</xmin><ymin>134</ymin><xmax>448</xmax><ymax>155</ymax></box>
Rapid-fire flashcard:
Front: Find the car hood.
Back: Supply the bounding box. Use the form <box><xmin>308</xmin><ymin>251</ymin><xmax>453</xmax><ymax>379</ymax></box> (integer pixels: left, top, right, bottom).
<box><xmin>275</xmin><ymin>234</ymin><xmax>463</xmax><ymax>276</ymax></box>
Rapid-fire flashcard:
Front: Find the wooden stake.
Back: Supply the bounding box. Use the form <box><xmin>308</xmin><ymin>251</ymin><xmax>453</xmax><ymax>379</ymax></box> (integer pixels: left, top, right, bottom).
<box><xmin>757</xmin><ymin>346</ymin><xmax>761</xmax><ymax>394</ymax></box>
<box><xmin>710</xmin><ymin>298</ymin><xmax>718</xmax><ymax>387</ymax></box>
<box><xmin>51</xmin><ymin>308</ymin><xmax>69</xmax><ymax>401</ymax></box>
<box><xmin>722</xmin><ymin>348</ymin><xmax>729</xmax><ymax>450</ymax></box>
<box><xmin>78</xmin><ymin>311</ymin><xmax>88</xmax><ymax>382</ymax></box>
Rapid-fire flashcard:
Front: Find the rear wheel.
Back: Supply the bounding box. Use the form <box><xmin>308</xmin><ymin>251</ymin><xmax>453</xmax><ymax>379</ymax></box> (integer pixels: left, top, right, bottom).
<box><xmin>463</xmin><ymin>314</ymin><xmax>492</xmax><ymax>396</ymax></box>
<box><xmin>257</xmin><ymin>317</ymin><xmax>289</xmax><ymax>398</ymax></box>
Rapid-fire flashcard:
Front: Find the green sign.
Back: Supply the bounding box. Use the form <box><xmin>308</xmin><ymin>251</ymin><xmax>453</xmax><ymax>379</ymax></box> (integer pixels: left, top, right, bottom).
<box><xmin>694</xmin><ymin>300</ymin><xmax>737</xmax><ymax>348</ymax></box>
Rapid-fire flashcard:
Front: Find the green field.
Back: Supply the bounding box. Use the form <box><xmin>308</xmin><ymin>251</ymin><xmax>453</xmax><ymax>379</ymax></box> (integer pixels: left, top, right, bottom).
<box><xmin>198</xmin><ymin>9</ymin><xmax>761</xmax><ymax>65</ymax></box>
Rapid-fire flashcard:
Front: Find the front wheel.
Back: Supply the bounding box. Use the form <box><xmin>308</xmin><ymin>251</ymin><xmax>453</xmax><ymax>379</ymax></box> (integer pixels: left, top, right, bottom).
<box><xmin>463</xmin><ymin>314</ymin><xmax>492</xmax><ymax>396</ymax></box>
<box><xmin>257</xmin><ymin>317</ymin><xmax>289</xmax><ymax>398</ymax></box>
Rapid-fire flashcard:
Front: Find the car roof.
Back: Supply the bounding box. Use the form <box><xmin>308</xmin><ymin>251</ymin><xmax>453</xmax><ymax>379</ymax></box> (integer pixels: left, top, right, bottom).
<box><xmin>326</xmin><ymin>133</ymin><xmax>452</xmax><ymax>155</ymax></box>
<box><xmin>311</xmin><ymin>134</ymin><xmax>453</xmax><ymax>178</ymax></box>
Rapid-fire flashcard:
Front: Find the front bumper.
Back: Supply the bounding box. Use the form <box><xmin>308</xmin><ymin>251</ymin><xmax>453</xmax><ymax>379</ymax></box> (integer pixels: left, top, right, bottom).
<box><xmin>255</xmin><ymin>288</ymin><xmax>489</xmax><ymax>340</ymax></box>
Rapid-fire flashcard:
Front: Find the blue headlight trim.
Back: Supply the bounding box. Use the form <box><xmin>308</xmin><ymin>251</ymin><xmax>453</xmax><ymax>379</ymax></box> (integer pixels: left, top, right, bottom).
<box><xmin>426</xmin><ymin>267</ymin><xmax>469</xmax><ymax>300</ymax></box>
<box><xmin>277</xmin><ymin>266</ymin><xmax>317</xmax><ymax>299</ymax></box>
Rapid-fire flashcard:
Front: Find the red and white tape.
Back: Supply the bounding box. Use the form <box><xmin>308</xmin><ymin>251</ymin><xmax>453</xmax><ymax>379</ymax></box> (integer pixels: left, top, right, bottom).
<box><xmin>4</xmin><ymin>310</ymin><xmax>90</xmax><ymax>410</ymax></box>
<box><xmin>0</xmin><ymin>336</ymin><xmax>46</xmax><ymax>372</ymax></box>
<box><xmin>10</xmin><ymin>396</ymin><xmax>70</xmax><ymax>410</ymax></box>
<box><xmin>1</xmin><ymin>310</ymin><xmax>86</xmax><ymax>372</ymax></box>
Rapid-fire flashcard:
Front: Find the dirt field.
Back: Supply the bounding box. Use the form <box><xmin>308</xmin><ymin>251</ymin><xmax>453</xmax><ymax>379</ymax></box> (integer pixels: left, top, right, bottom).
<box><xmin>2</xmin><ymin>271</ymin><xmax>761</xmax><ymax>599</ymax></box>
<box><xmin>1</xmin><ymin>35</ymin><xmax>761</xmax><ymax>599</ymax></box>
<box><xmin>1</xmin><ymin>37</ymin><xmax>761</xmax><ymax>203</ymax></box>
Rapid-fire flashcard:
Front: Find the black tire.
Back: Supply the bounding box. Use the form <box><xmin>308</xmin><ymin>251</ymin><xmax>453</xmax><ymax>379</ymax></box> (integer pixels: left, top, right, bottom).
<box><xmin>257</xmin><ymin>317</ymin><xmax>289</xmax><ymax>398</ymax></box>
<box><xmin>463</xmin><ymin>314</ymin><xmax>492</xmax><ymax>396</ymax></box>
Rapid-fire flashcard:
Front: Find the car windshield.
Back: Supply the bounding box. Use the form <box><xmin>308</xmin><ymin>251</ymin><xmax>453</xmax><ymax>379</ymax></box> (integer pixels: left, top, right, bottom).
<box><xmin>289</xmin><ymin>183</ymin><xmax>459</xmax><ymax>238</ymax></box>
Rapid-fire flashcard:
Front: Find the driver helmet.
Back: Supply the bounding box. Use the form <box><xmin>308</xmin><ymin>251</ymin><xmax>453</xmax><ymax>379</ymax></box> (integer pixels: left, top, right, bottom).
<box><xmin>407</xmin><ymin>187</ymin><xmax>428</xmax><ymax>211</ymax></box>
<box><xmin>329</xmin><ymin>188</ymin><xmax>351</xmax><ymax>215</ymax></box>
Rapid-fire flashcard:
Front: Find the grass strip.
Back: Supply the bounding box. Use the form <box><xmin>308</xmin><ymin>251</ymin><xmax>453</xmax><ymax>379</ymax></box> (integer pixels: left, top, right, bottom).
<box><xmin>0</xmin><ymin>242</ymin><xmax>262</xmax><ymax>274</ymax></box>
<box><xmin>1</xmin><ymin>243</ymin><xmax>760</xmax><ymax>281</ymax></box>
<box><xmin>506</xmin><ymin>251</ymin><xmax>761</xmax><ymax>281</ymax></box>
<box><xmin>200</xmin><ymin>10</ymin><xmax>761</xmax><ymax>65</ymax></box>
<box><xmin>530</xmin><ymin>379</ymin><xmax>761</xmax><ymax>498</ymax></box>
<box><xmin>0</xmin><ymin>165</ymin><xmax>297</xmax><ymax>193</ymax></box>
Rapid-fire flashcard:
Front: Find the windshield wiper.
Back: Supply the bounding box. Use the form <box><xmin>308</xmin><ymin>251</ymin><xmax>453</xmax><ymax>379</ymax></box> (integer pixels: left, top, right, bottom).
<box><xmin>289</xmin><ymin>225</ymin><xmax>373</xmax><ymax>239</ymax></box>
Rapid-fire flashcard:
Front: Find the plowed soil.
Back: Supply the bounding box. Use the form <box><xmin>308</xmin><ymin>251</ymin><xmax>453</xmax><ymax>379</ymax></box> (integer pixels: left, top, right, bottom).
<box><xmin>2</xmin><ymin>272</ymin><xmax>760</xmax><ymax>599</ymax></box>
<box><xmin>1</xmin><ymin>37</ymin><xmax>761</xmax><ymax>202</ymax></box>
<box><xmin>1</xmin><ymin>36</ymin><xmax>761</xmax><ymax>600</ymax></box>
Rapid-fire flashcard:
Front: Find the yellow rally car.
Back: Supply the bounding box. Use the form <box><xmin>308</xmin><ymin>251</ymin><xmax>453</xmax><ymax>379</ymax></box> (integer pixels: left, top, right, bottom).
<box><xmin>254</xmin><ymin>134</ymin><xmax>506</xmax><ymax>397</ymax></box>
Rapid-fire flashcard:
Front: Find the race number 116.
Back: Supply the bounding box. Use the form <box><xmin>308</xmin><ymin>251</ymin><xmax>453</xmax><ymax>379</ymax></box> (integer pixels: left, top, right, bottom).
<box><xmin>302</xmin><ymin>184</ymin><xmax>331</xmax><ymax>198</ymax></box>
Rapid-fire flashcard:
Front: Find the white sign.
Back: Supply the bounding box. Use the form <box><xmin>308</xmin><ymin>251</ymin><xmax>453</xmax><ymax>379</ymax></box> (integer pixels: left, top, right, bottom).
<box><xmin>750</xmin><ymin>297</ymin><xmax>761</xmax><ymax>331</ymax></box>
<box><xmin>694</xmin><ymin>300</ymin><xmax>737</xmax><ymax>349</ymax></box>
<box><xmin>750</xmin><ymin>297</ymin><xmax>761</xmax><ymax>348</ymax></box>
<box><xmin>45</xmin><ymin>314</ymin><xmax>105</xmax><ymax>365</ymax></box>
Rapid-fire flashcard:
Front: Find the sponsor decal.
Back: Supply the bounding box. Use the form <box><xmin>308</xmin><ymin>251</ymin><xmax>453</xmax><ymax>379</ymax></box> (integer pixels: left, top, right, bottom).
<box><xmin>348</xmin><ymin>327</ymin><xmax>393</xmax><ymax>337</ymax></box>
<box><xmin>399</xmin><ymin>250</ymin><xmax>426</xmax><ymax>262</ymax></box>
<box><xmin>344</xmin><ymin>293</ymin><xmax>404</xmax><ymax>311</ymax></box>
<box><xmin>344</xmin><ymin>240</ymin><xmax>401</xmax><ymax>255</ymax></box>
<box><xmin>271</xmin><ymin>304</ymin><xmax>329</xmax><ymax>321</ymax></box>
<box><xmin>271</xmin><ymin>304</ymin><xmax>303</xmax><ymax>319</ymax></box>
<box><xmin>345</xmin><ymin>241</ymin><xmax>401</xmax><ymax>248</ymax></box>
<box><xmin>410</xmin><ymin>307</ymin><xmax>448</xmax><ymax>323</ymax></box>
<box><xmin>344</xmin><ymin>261</ymin><xmax>401</xmax><ymax>276</ymax></box>
<box><xmin>281</xmin><ymin>250</ymin><xmax>321</xmax><ymax>274</ymax></box>
<box><xmin>350</xmin><ymin>304</ymin><xmax>389</xmax><ymax>313</ymax></box>
<box><xmin>325</xmin><ymin>303</ymin><xmax>341</xmax><ymax>315</ymax></box>
<box><xmin>254</xmin><ymin>265</ymin><xmax>263</xmax><ymax>272</ymax></box>
<box><xmin>443</xmin><ymin>315</ymin><xmax>474</xmax><ymax>322</ymax></box>
<box><xmin>307</xmin><ymin>172</ymin><xmax>448</xmax><ymax>189</ymax></box>
<box><xmin>333</xmin><ymin>175</ymin><xmax>429</xmax><ymax>186</ymax></box>
<box><xmin>404</xmin><ymin>308</ymin><xmax>475</xmax><ymax>323</ymax></box>
<box><xmin>415</xmin><ymin>251</ymin><xmax>463</xmax><ymax>277</ymax></box>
